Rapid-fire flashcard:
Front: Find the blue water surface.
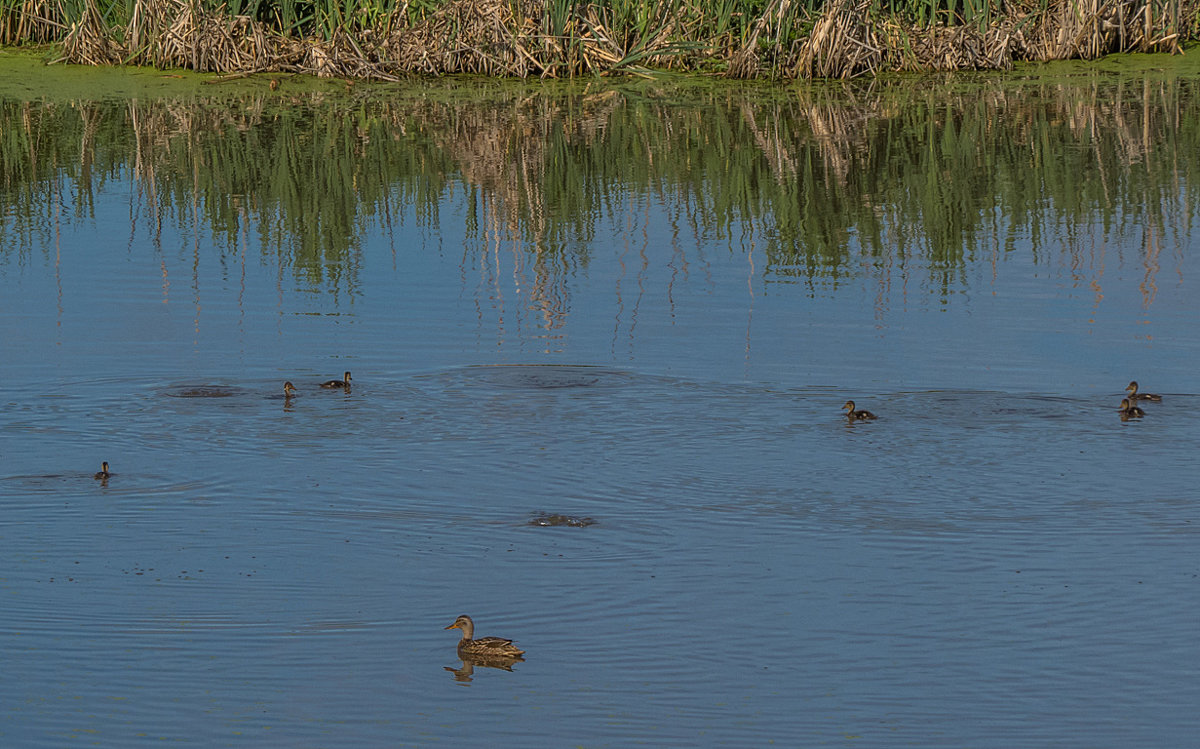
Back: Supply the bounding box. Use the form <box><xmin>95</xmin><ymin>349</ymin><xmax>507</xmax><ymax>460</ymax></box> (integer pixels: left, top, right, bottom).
<box><xmin>1</xmin><ymin>66</ymin><xmax>1198</xmax><ymax>748</ymax></box>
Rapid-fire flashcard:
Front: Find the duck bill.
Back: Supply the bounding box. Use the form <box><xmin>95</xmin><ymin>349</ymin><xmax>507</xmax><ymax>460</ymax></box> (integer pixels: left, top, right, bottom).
<box><xmin>444</xmin><ymin>622</ymin><xmax>460</xmax><ymax>630</ymax></box>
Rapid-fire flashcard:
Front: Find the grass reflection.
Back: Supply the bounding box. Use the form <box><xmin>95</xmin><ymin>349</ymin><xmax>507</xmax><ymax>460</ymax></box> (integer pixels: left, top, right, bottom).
<box><xmin>1</xmin><ymin>67</ymin><xmax>1197</xmax><ymax>314</ymax></box>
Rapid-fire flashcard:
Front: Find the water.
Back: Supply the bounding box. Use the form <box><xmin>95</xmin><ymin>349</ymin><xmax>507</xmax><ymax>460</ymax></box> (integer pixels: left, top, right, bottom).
<box><xmin>1</xmin><ymin>54</ymin><xmax>1198</xmax><ymax>747</ymax></box>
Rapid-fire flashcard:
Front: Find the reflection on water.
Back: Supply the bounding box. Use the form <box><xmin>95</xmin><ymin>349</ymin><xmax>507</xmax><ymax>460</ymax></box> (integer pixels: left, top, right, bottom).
<box><xmin>1</xmin><ymin>58</ymin><xmax>1198</xmax><ymax>748</ymax></box>
<box><xmin>445</xmin><ymin>653</ymin><xmax>525</xmax><ymax>684</ymax></box>
<box><xmin>2</xmin><ymin>64</ymin><xmax>1198</xmax><ymax>338</ymax></box>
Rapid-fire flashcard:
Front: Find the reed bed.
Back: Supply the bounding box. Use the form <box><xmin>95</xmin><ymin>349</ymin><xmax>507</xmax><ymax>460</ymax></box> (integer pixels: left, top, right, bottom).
<box><xmin>1</xmin><ymin>0</ymin><xmax>1196</xmax><ymax>78</ymax></box>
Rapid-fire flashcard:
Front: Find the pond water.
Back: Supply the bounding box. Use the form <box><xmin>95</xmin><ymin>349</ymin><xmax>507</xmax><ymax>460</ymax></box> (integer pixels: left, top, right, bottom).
<box><xmin>1</xmin><ymin>52</ymin><xmax>1198</xmax><ymax>747</ymax></box>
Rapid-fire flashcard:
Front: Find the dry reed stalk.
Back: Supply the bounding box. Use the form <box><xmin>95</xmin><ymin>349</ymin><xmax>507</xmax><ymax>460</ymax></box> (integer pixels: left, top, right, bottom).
<box><xmin>40</xmin><ymin>0</ymin><xmax>1200</xmax><ymax>80</ymax></box>
<box><xmin>387</xmin><ymin>0</ymin><xmax>543</xmax><ymax>76</ymax></box>
<box><xmin>728</xmin><ymin>0</ymin><xmax>793</xmax><ymax>78</ymax></box>
<box><xmin>573</xmin><ymin>10</ymin><xmax>621</xmax><ymax>74</ymax></box>
<box><xmin>794</xmin><ymin>0</ymin><xmax>881</xmax><ymax>79</ymax></box>
<box><xmin>1022</xmin><ymin>0</ymin><xmax>1186</xmax><ymax>60</ymax></box>
<box><xmin>61</xmin><ymin>0</ymin><xmax>124</xmax><ymax>65</ymax></box>
<box><xmin>382</xmin><ymin>0</ymin><xmax>662</xmax><ymax>79</ymax></box>
<box><xmin>881</xmin><ymin>18</ymin><xmax>1016</xmax><ymax>72</ymax></box>
<box><xmin>295</xmin><ymin>32</ymin><xmax>388</xmax><ymax>79</ymax></box>
<box><xmin>2</xmin><ymin>0</ymin><xmax>65</xmax><ymax>44</ymax></box>
<box><xmin>150</xmin><ymin>0</ymin><xmax>271</xmax><ymax>73</ymax></box>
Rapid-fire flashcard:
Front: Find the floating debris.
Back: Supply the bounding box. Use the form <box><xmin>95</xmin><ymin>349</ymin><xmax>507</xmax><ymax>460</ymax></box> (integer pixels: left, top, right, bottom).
<box><xmin>529</xmin><ymin>513</ymin><xmax>597</xmax><ymax>527</ymax></box>
<box><xmin>164</xmin><ymin>385</ymin><xmax>243</xmax><ymax>398</ymax></box>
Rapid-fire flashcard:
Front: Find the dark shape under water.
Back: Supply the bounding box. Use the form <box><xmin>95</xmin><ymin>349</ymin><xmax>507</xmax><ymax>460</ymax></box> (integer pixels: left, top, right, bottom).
<box><xmin>529</xmin><ymin>513</ymin><xmax>597</xmax><ymax>527</ymax></box>
<box><xmin>165</xmin><ymin>385</ymin><xmax>243</xmax><ymax>398</ymax></box>
<box><xmin>465</xmin><ymin>364</ymin><xmax>630</xmax><ymax>391</ymax></box>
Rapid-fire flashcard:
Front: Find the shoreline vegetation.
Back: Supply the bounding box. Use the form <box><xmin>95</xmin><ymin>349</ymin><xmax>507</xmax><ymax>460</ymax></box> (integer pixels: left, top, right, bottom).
<box><xmin>0</xmin><ymin>0</ymin><xmax>1197</xmax><ymax>79</ymax></box>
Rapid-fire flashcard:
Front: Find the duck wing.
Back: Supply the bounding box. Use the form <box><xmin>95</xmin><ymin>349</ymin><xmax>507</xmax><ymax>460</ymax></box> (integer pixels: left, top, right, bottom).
<box><xmin>461</xmin><ymin>636</ymin><xmax>524</xmax><ymax>655</ymax></box>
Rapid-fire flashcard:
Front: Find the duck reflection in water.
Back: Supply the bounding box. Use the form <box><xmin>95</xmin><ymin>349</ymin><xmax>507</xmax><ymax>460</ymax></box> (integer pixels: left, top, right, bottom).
<box><xmin>444</xmin><ymin>652</ymin><xmax>525</xmax><ymax>683</ymax></box>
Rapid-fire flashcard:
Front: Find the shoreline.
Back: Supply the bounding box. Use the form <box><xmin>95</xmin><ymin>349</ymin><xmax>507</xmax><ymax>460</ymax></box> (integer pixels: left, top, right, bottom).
<box><xmin>2</xmin><ymin>0</ymin><xmax>1196</xmax><ymax>80</ymax></box>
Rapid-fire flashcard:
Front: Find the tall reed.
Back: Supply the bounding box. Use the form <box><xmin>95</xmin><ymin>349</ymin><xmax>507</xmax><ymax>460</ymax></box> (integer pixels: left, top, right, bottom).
<box><xmin>1</xmin><ymin>0</ymin><xmax>1196</xmax><ymax>78</ymax></box>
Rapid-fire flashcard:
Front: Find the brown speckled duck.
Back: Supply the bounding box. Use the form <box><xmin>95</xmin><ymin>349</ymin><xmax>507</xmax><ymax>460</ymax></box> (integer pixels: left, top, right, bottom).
<box><xmin>445</xmin><ymin>615</ymin><xmax>525</xmax><ymax>658</ymax></box>
<box><xmin>320</xmin><ymin>372</ymin><xmax>352</xmax><ymax>389</ymax></box>
<box><xmin>283</xmin><ymin>381</ymin><xmax>297</xmax><ymax>397</ymax></box>
<box><xmin>1125</xmin><ymin>381</ymin><xmax>1161</xmax><ymax>402</ymax></box>
<box><xmin>842</xmin><ymin>400</ymin><xmax>877</xmax><ymax>421</ymax></box>
<box><xmin>1117</xmin><ymin>398</ymin><xmax>1145</xmax><ymax>418</ymax></box>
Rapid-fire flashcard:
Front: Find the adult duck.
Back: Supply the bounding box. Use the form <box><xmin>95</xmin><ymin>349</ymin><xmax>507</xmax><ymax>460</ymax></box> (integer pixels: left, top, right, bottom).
<box><xmin>445</xmin><ymin>615</ymin><xmax>525</xmax><ymax>658</ymax></box>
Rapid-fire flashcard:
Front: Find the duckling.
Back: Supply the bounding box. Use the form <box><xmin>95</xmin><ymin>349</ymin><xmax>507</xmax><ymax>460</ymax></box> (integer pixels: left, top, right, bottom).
<box><xmin>1125</xmin><ymin>381</ymin><xmax>1162</xmax><ymax>402</ymax></box>
<box><xmin>842</xmin><ymin>400</ymin><xmax>877</xmax><ymax>421</ymax></box>
<box><xmin>320</xmin><ymin>371</ymin><xmax>352</xmax><ymax>389</ymax></box>
<box><xmin>445</xmin><ymin>615</ymin><xmax>525</xmax><ymax>658</ymax></box>
<box><xmin>283</xmin><ymin>381</ymin><xmax>296</xmax><ymax>397</ymax></box>
<box><xmin>93</xmin><ymin>461</ymin><xmax>112</xmax><ymax>480</ymax></box>
<box><xmin>1117</xmin><ymin>398</ymin><xmax>1144</xmax><ymax>418</ymax></box>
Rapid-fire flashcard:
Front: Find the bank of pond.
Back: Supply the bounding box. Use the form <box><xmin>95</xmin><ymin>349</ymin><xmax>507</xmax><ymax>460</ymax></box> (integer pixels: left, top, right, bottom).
<box><xmin>1</xmin><ymin>0</ymin><xmax>1196</xmax><ymax>80</ymax></box>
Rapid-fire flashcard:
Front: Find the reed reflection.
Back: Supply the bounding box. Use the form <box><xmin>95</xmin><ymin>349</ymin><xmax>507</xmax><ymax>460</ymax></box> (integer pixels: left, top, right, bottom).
<box><xmin>1</xmin><ymin>69</ymin><xmax>1196</xmax><ymax>329</ymax></box>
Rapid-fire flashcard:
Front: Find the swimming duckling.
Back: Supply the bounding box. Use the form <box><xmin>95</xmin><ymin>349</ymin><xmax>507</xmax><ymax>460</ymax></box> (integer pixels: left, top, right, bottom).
<box><xmin>320</xmin><ymin>371</ymin><xmax>352</xmax><ymax>389</ymax></box>
<box><xmin>283</xmin><ymin>381</ymin><xmax>296</xmax><ymax>397</ymax></box>
<box><xmin>445</xmin><ymin>615</ymin><xmax>525</xmax><ymax>658</ymax></box>
<box><xmin>842</xmin><ymin>400</ymin><xmax>877</xmax><ymax>421</ymax></box>
<box><xmin>93</xmin><ymin>461</ymin><xmax>112</xmax><ymax>480</ymax></box>
<box><xmin>1125</xmin><ymin>381</ymin><xmax>1162</xmax><ymax>402</ymax></box>
<box><xmin>1117</xmin><ymin>398</ymin><xmax>1144</xmax><ymax>418</ymax></box>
